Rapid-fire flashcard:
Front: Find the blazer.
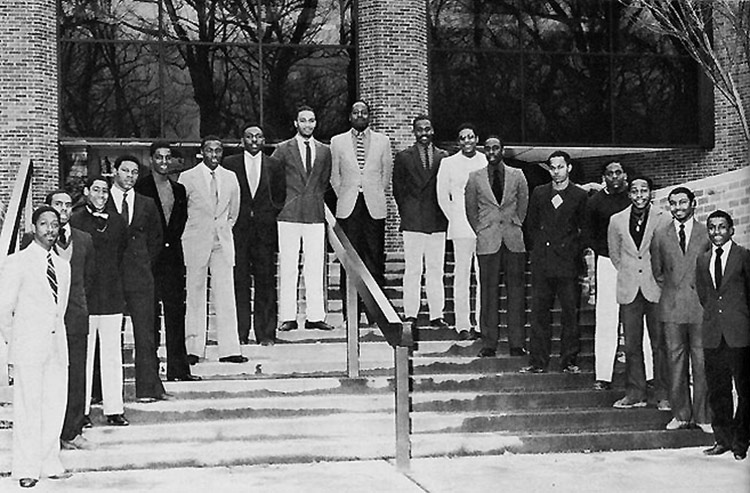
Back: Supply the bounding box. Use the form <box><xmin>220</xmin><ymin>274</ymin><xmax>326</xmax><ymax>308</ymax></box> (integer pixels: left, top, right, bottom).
<box><xmin>135</xmin><ymin>174</ymin><xmax>188</xmax><ymax>275</ymax></box>
<box><xmin>392</xmin><ymin>144</ymin><xmax>449</xmax><ymax>234</ymax></box>
<box><xmin>465</xmin><ymin>164</ymin><xmax>529</xmax><ymax>255</ymax></box>
<box><xmin>178</xmin><ymin>163</ymin><xmax>240</xmax><ymax>268</ymax></box>
<box><xmin>0</xmin><ymin>242</ymin><xmax>70</xmax><ymax>367</ymax></box>
<box><xmin>330</xmin><ymin>128</ymin><xmax>393</xmax><ymax>220</ymax></box>
<box><xmin>272</xmin><ymin>137</ymin><xmax>332</xmax><ymax>224</ymax></box>
<box><xmin>650</xmin><ymin>219</ymin><xmax>710</xmax><ymax>324</ymax></box>
<box><xmin>608</xmin><ymin>205</ymin><xmax>669</xmax><ymax>304</ymax></box>
<box><xmin>696</xmin><ymin>242</ymin><xmax>750</xmax><ymax>349</ymax></box>
<box><xmin>526</xmin><ymin>182</ymin><xmax>589</xmax><ymax>277</ymax></box>
<box><xmin>223</xmin><ymin>152</ymin><xmax>286</xmax><ymax>245</ymax></box>
<box><xmin>107</xmin><ymin>191</ymin><xmax>163</xmax><ymax>292</ymax></box>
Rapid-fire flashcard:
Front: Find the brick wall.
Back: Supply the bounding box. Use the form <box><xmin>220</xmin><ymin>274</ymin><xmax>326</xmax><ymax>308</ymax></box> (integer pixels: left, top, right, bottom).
<box><xmin>0</xmin><ymin>0</ymin><xmax>58</xmax><ymax>212</ymax></box>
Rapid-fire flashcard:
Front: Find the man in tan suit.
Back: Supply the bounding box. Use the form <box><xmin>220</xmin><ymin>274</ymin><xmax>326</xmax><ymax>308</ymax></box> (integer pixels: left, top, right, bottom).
<box><xmin>465</xmin><ymin>136</ymin><xmax>529</xmax><ymax>355</ymax></box>
<box><xmin>330</xmin><ymin>100</ymin><xmax>393</xmax><ymax>324</ymax></box>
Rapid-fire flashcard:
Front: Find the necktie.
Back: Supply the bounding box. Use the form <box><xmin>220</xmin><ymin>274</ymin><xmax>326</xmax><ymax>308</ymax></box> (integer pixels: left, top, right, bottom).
<box><xmin>356</xmin><ymin>132</ymin><xmax>365</xmax><ymax>170</ymax></box>
<box><xmin>304</xmin><ymin>141</ymin><xmax>312</xmax><ymax>176</ymax></box>
<box><xmin>58</xmin><ymin>228</ymin><xmax>68</xmax><ymax>248</ymax></box>
<box><xmin>121</xmin><ymin>191</ymin><xmax>130</xmax><ymax>225</ymax></box>
<box><xmin>678</xmin><ymin>224</ymin><xmax>686</xmax><ymax>254</ymax></box>
<box><xmin>209</xmin><ymin>170</ymin><xmax>219</xmax><ymax>212</ymax></box>
<box><xmin>492</xmin><ymin>166</ymin><xmax>504</xmax><ymax>205</ymax></box>
<box><xmin>47</xmin><ymin>252</ymin><xmax>58</xmax><ymax>304</ymax></box>
<box><xmin>714</xmin><ymin>247</ymin><xmax>723</xmax><ymax>289</ymax></box>
<box><xmin>249</xmin><ymin>157</ymin><xmax>259</xmax><ymax>197</ymax></box>
<box><xmin>426</xmin><ymin>145</ymin><xmax>433</xmax><ymax>171</ymax></box>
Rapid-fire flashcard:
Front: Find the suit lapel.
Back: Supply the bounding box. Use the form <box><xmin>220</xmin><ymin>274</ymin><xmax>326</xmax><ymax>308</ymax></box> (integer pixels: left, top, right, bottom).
<box><xmin>720</xmin><ymin>244</ymin><xmax>741</xmax><ymax>293</ymax></box>
<box><xmin>478</xmin><ymin>167</ymin><xmax>500</xmax><ymax>208</ymax></box>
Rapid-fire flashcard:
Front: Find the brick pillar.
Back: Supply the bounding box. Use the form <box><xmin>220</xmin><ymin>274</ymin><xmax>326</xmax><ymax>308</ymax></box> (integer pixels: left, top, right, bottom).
<box><xmin>0</xmin><ymin>0</ymin><xmax>58</xmax><ymax>209</ymax></box>
<box><xmin>358</xmin><ymin>0</ymin><xmax>429</xmax><ymax>252</ymax></box>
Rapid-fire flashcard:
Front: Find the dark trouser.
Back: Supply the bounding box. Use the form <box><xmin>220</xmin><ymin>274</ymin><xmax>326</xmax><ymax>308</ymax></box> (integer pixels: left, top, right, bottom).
<box><xmin>529</xmin><ymin>272</ymin><xmax>579</xmax><ymax>369</ymax></box>
<box><xmin>621</xmin><ymin>290</ymin><xmax>666</xmax><ymax>401</ymax></box>
<box><xmin>664</xmin><ymin>322</ymin><xmax>708</xmax><ymax>424</ymax></box>
<box><xmin>60</xmin><ymin>322</ymin><xmax>88</xmax><ymax>441</ymax></box>
<box><xmin>338</xmin><ymin>194</ymin><xmax>386</xmax><ymax>323</ymax></box>
<box><xmin>154</xmin><ymin>268</ymin><xmax>190</xmax><ymax>380</ymax></box>
<box><xmin>705</xmin><ymin>338</ymin><xmax>750</xmax><ymax>454</ymax></box>
<box><xmin>234</xmin><ymin>226</ymin><xmax>278</xmax><ymax>344</ymax></box>
<box><xmin>478</xmin><ymin>246</ymin><xmax>526</xmax><ymax>351</ymax></box>
<box><xmin>125</xmin><ymin>287</ymin><xmax>165</xmax><ymax>399</ymax></box>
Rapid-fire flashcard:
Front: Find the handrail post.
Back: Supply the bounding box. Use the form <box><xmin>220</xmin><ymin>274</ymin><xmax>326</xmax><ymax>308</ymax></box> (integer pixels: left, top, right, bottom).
<box><xmin>395</xmin><ymin>321</ymin><xmax>413</xmax><ymax>471</ymax></box>
<box><xmin>346</xmin><ymin>272</ymin><xmax>359</xmax><ymax>378</ymax></box>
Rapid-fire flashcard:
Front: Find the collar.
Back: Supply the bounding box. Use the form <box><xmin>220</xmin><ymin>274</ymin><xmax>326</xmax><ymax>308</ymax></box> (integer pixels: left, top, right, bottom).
<box><xmin>86</xmin><ymin>204</ymin><xmax>108</xmax><ymax>219</ymax></box>
<box><xmin>714</xmin><ymin>241</ymin><xmax>733</xmax><ymax>255</ymax></box>
<box><xmin>296</xmin><ymin>134</ymin><xmax>314</xmax><ymax>146</ymax></box>
<box><xmin>351</xmin><ymin>127</ymin><xmax>369</xmax><ymax>138</ymax></box>
<box><xmin>244</xmin><ymin>150</ymin><xmax>262</xmax><ymax>160</ymax></box>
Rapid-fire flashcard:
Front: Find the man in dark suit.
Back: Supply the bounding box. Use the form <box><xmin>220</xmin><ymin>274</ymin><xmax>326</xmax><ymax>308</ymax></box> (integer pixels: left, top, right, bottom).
<box><xmin>521</xmin><ymin>151</ymin><xmax>588</xmax><ymax>374</ymax></box>
<box><xmin>696</xmin><ymin>210</ymin><xmax>750</xmax><ymax>460</ymax></box>
<box><xmin>223</xmin><ymin>125</ymin><xmax>286</xmax><ymax>345</ymax></box>
<box><xmin>108</xmin><ymin>156</ymin><xmax>169</xmax><ymax>402</ymax></box>
<box><xmin>135</xmin><ymin>142</ymin><xmax>199</xmax><ymax>381</ymax></box>
<box><xmin>465</xmin><ymin>136</ymin><xmax>529</xmax><ymax>356</ymax></box>
<box><xmin>650</xmin><ymin>186</ymin><xmax>711</xmax><ymax>432</ymax></box>
<box><xmin>272</xmin><ymin>106</ymin><xmax>334</xmax><ymax>332</ymax></box>
<box><xmin>392</xmin><ymin>114</ymin><xmax>449</xmax><ymax>327</ymax></box>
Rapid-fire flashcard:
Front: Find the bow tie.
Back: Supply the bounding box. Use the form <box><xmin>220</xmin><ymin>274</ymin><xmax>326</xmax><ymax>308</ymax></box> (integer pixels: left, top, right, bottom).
<box><xmin>86</xmin><ymin>206</ymin><xmax>108</xmax><ymax>219</ymax></box>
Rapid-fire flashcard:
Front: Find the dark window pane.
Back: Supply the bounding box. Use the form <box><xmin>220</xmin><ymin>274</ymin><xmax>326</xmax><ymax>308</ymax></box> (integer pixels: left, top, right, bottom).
<box><xmin>59</xmin><ymin>0</ymin><xmax>160</xmax><ymax>41</ymax></box>
<box><xmin>428</xmin><ymin>0</ymin><xmax>520</xmax><ymax>50</ymax></box>
<box><xmin>519</xmin><ymin>0</ymin><xmax>611</xmax><ymax>53</ymax></box>
<box><xmin>613</xmin><ymin>2</ymin><xmax>694</xmax><ymax>55</ymax></box>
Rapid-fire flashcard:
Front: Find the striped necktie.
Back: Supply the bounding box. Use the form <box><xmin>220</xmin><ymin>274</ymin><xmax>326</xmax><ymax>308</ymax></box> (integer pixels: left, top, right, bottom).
<box><xmin>356</xmin><ymin>132</ymin><xmax>365</xmax><ymax>170</ymax></box>
<box><xmin>47</xmin><ymin>252</ymin><xmax>58</xmax><ymax>304</ymax></box>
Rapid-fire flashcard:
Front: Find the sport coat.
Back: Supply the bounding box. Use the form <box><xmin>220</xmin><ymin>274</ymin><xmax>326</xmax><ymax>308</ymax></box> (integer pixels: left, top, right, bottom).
<box><xmin>608</xmin><ymin>205</ymin><xmax>669</xmax><ymax>304</ymax></box>
<box><xmin>179</xmin><ymin>163</ymin><xmax>240</xmax><ymax>268</ymax></box>
<box><xmin>696</xmin><ymin>242</ymin><xmax>750</xmax><ymax>349</ymax></box>
<box><xmin>272</xmin><ymin>137</ymin><xmax>332</xmax><ymax>224</ymax></box>
<box><xmin>650</xmin><ymin>219</ymin><xmax>710</xmax><ymax>323</ymax></box>
<box><xmin>0</xmin><ymin>242</ymin><xmax>70</xmax><ymax>367</ymax></box>
<box><xmin>465</xmin><ymin>164</ymin><xmax>529</xmax><ymax>255</ymax></box>
<box><xmin>330</xmin><ymin>128</ymin><xmax>393</xmax><ymax>220</ymax></box>
<box><xmin>392</xmin><ymin>144</ymin><xmax>449</xmax><ymax>233</ymax></box>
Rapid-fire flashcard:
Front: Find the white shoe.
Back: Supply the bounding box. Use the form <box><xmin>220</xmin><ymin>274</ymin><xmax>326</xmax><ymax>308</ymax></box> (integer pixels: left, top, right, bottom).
<box><xmin>61</xmin><ymin>434</ymin><xmax>95</xmax><ymax>450</ymax></box>
<box><xmin>665</xmin><ymin>418</ymin><xmax>689</xmax><ymax>430</ymax></box>
<box><xmin>696</xmin><ymin>423</ymin><xmax>714</xmax><ymax>434</ymax></box>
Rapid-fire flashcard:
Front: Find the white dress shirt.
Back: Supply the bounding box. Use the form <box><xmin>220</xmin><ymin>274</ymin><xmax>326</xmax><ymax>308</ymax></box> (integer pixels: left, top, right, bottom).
<box><xmin>709</xmin><ymin>240</ymin><xmax>733</xmax><ymax>288</ymax></box>
<box><xmin>244</xmin><ymin>150</ymin><xmax>262</xmax><ymax>196</ymax></box>
<box><xmin>109</xmin><ymin>185</ymin><xmax>134</xmax><ymax>224</ymax></box>
<box><xmin>673</xmin><ymin>217</ymin><xmax>694</xmax><ymax>247</ymax></box>
<box><xmin>295</xmin><ymin>134</ymin><xmax>316</xmax><ymax>170</ymax></box>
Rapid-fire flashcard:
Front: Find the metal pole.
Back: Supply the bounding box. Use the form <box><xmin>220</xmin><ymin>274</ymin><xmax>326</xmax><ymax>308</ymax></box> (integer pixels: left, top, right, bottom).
<box><xmin>346</xmin><ymin>272</ymin><xmax>359</xmax><ymax>378</ymax></box>
<box><xmin>395</xmin><ymin>344</ymin><xmax>411</xmax><ymax>471</ymax></box>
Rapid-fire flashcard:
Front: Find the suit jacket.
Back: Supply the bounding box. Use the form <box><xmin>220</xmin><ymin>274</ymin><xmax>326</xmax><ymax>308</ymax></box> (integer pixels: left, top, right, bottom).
<box><xmin>135</xmin><ymin>174</ymin><xmax>188</xmax><ymax>276</ymax></box>
<box><xmin>107</xmin><ymin>191</ymin><xmax>163</xmax><ymax>292</ymax></box>
<box><xmin>330</xmin><ymin>128</ymin><xmax>393</xmax><ymax>220</ymax></box>
<box><xmin>696</xmin><ymin>242</ymin><xmax>750</xmax><ymax>348</ymax></box>
<box><xmin>178</xmin><ymin>163</ymin><xmax>240</xmax><ymax>268</ymax></box>
<box><xmin>392</xmin><ymin>144</ymin><xmax>449</xmax><ymax>233</ymax></box>
<box><xmin>0</xmin><ymin>241</ymin><xmax>70</xmax><ymax>367</ymax></box>
<box><xmin>465</xmin><ymin>164</ymin><xmax>529</xmax><ymax>255</ymax></box>
<box><xmin>272</xmin><ymin>137</ymin><xmax>331</xmax><ymax>224</ymax></box>
<box><xmin>437</xmin><ymin>152</ymin><xmax>487</xmax><ymax>240</ymax></box>
<box><xmin>650</xmin><ymin>219</ymin><xmax>710</xmax><ymax>323</ymax></box>
<box><xmin>608</xmin><ymin>205</ymin><xmax>669</xmax><ymax>304</ymax></box>
<box><xmin>223</xmin><ymin>152</ymin><xmax>286</xmax><ymax>246</ymax></box>
<box><xmin>527</xmin><ymin>182</ymin><xmax>589</xmax><ymax>277</ymax></box>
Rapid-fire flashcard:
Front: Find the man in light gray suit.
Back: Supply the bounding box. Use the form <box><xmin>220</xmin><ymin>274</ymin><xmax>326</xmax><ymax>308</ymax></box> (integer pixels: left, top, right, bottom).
<box><xmin>465</xmin><ymin>136</ymin><xmax>529</xmax><ymax>357</ymax></box>
<box><xmin>179</xmin><ymin>135</ymin><xmax>247</xmax><ymax>364</ymax></box>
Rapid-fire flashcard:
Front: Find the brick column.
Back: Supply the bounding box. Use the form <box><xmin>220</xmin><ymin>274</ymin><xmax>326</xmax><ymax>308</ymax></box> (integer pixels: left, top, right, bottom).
<box><xmin>0</xmin><ymin>0</ymin><xmax>58</xmax><ymax>209</ymax></box>
<box><xmin>358</xmin><ymin>0</ymin><xmax>429</xmax><ymax>252</ymax></box>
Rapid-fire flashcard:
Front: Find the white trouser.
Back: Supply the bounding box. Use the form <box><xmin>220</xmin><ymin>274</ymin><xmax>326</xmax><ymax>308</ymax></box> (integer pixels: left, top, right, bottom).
<box><xmin>278</xmin><ymin>221</ymin><xmax>326</xmax><ymax>323</ymax></box>
<box><xmin>86</xmin><ymin>314</ymin><xmax>124</xmax><ymax>416</ymax></box>
<box><xmin>12</xmin><ymin>360</ymin><xmax>67</xmax><ymax>480</ymax></box>
<box><xmin>403</xmin><ymin>231</ymin><xmax>446</xmax><ymax>319</ymax></box>
<box><xmin>185</xmin><ymin>242</ymin><xmax>241</xmax><ymax>359</ymax></box>
<box><xmin>595</xmin><ymin>256</ymin><xmax>654</xmax><ymax>382</ymax></box>
<box><xmin>452</xmin><ymin>237</ymin><xmax>480</xmax><ymax>330</ymax></box>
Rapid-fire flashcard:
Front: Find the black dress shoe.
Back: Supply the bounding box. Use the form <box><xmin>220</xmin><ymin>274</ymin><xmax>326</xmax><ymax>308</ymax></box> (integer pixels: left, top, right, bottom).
<box><xmin>168</xmin><ymin>374</ymin><xmax>202</xmax><ymax>382</ymax></box>
<box><xmin>187</xmin><ymin>354</ymin><xmax>200</xmax><ymax>365</ymax></box>
<box><xmin>279</xmin><ymin>320</ymin><xmax>298</xmax><ymax>331</ymax></box>
<box><xmin>219</xmin><ymin>355</ymin><xmax>249</xmax><ymax>363</ymax></box>
<box><xmin>239</xmin><ymin>338</ymin><xmax>250</xmax><ymax>345</ymax></box>
<box><xmin>430</xmin><ymin>317</ymin><xmax>450</xmax><ymax>329</ymax></box>
<box><xmin>470</xmin><ymin>330</ymin><xmax>481</xmax><ymax>340</ymax></box>
<box><xmin>105</xmin><ymin>414</ymin><xmax>129</xmax><ymax>426</ymax></box>
<box><xmin>404</xmin><ymin>316</ymin><xmax>417</xmax><ymax>325</ymax></box>
<box><xmin>477</xmin><ymin>348</ymin><xmax>496</xmax><ymax>358</ymax></box>
<box><xmin>82</xmin><ymin>415</ymin><xmax>93</xmax><ymax>429</ymax></box>
<box><xmin>305</xmin><ymin>320</ymin><xmax>334</xmax><ymax>331</ymax></box>
<box><xmin>703</xmin><ymin>443</ymin><xmax>731</xmax><ymax>456</ymax></box>
<box><xmin>509</xmin><ymin>347</ymin><xmax>527</xmax><ymax>357</ymax></box>
<box><xmin>19</xmin><ymin>478</ymin><xmax>38</xmax><ymax>488</ymax></box>
<box><xmin>457</xmin><ymin>330</ymin><xmax>472</xmax><ymax>341</ymax></box>
<box><xmin>734</xmin><ymin>450</ymin><xmax>747</xmax><ymax>460</ymax></box>
<box><xmin>260</xmin><ymin>339</ymin><xmax>275</xmax><ymax>347</ymax></box>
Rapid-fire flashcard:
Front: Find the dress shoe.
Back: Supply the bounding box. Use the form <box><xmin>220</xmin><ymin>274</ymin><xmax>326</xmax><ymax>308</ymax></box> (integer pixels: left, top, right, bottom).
<box><xmin>519</xmin><ymin>365</ymin><xmax>545</xmax><ymax>374</ymax></box>
<box><xmin>279</xmin><ymin>320</ymin><xmax>298</xmax><ymax>331</ymax></box>
<box><xmin>49</xmin><ymin>471</ymin><xmax>73</xmax><ymax>480</ymax></box>
<box><xmin>61</xmin><ymin>434</ymin><xmax>95</xmax><ymax>450</ymax></box>
<box><xmin>187</xmin><ymin>354</ymin><xmax>200</xmax><ymax>365</ymax></box>
<box><xmin>105</xmin><ymin>414</ymin><xmax>129</xmax><ymax>426</ymax></box>
<box><xmin>157</xmin><ymin>392</ymin><xmax>174</xmax><ymax>401</ymax></box>
<box><xmin>404</xmin><ymin>316</ymin><xmax>417</xmax><ymax>325</ymax></box>
<box><xmin>82</xmin><ymin>415</ymin><xmax>93</xmax><ymax>429</ymax></box>
<box><xmin>457</xmin><ymin>330</ymin><xmax>472</xmax><ymax>341</ymax></box>
<box><xmin>19</xmin><ymin>478</ymin><xmax>38</xmax><ymax>488</ymax></box>
<box><xmin>703</xmin><ymin>443</ymin><xmax>731</xmax><ymax>456</ymax></box>
<box><xmin>734</xmin><ymin>450</ymin><xmax>747</xmax><ymax>460</ymax></box>
<box><xmin>665</xmin><ymin>418</ymin><xmax>690</xmax><ymax>430</ymax></box>
<box><xmin>430</xmin><ymin>317</ymin><xmax>449</xmax><ymax>329</ymax></box>
<box><xmin>470</xmin><ymin>330</ymin><xmax>481</xmax><ymax>340</ymax></box>
<box><xmin>562</xmin><ymin>364</ymin><xmax>581</xmax><ymax>374</ymax></box>
<box><xmin>239</xmin><ymin>338</ymin><xmax>250</xmax><ymax>345</ymax></box>
<box><xmin>509</xmin><ymin>347</ymin><xmax>527</xmax><ymax>357</ymax></box>
<box><xmin>593</xmin><ymin>381</ymin><xmax>611</xmax><ymax>391</ymax></box>
<box><xmin>695</xmin><ymin>422</ymin><xmax>713</xmax><ymax>434</ymax></box>
<box><xmin>168</xmin><ymin>374</ymin><xmax>202</xmax><ymax>382</ymax></box>
<box><xmin>656</xmin><ymin>399</ymin><xmax>671</xmax><ymax>411</ymax></box>
<box><xmin>260</xmin><ymin>339</ymin><xmax>275</xmax><ymax>347</ymax></box>
<box><xmin>219</xmin><ymin>355</ymin><xmax>249</xmax><ymax>363</ymax></box>
<box><xmin>477</xmin><ymin>347</ymin><xmax>496</xmax><ymax>358</ymax></box>
<box><xmin>612</xmin><ymin>396</ymin><xmax>647</xmax><ymax>409</ymax></box>
<box><xmin>136</xmin><ymin>396</ymin><xmax>158</xmax><ymax>403</ymax></box>
<box><xmin>305</xmin><ymin>320</ymin><xmax>334</xmax><ymax>331</ymax></box>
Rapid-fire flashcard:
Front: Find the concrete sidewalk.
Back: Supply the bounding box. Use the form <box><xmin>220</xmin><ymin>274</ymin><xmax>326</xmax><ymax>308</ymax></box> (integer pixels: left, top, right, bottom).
<box><xmin>1</xmin><ymin>448</ymin><xmax>747</xmax><ymax>492</ymax></box>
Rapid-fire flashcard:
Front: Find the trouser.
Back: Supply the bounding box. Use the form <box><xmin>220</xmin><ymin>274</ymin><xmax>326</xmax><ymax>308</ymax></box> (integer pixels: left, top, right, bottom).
<box><xmin>154</xmin><ymin>268</ymin><xmax>190</xmax><ymax>379</ymax></box>
<box><xmin>402</xmin><ymin>231</ymin><xmax>446</xmax><ymax>319</ymax></box>
<box><xmin>664</xmin><ymin>322</ymin><xmax>708</xmax><ymax>424</ymax></box>
<box><xmin>85</xmin><ymin>314</ymin><xmax>124</xmax><ymax>416</ymax></box>
<box><xmin>621</xmin><ymin>291</ymin><xmax>667</xmax><ymax>401</ymax></box>
<box><xmin>126</xmin><ymin>287</ymin><xmax>165</xmax><ymax>399</ymax></box>
<box><xmin>277</xmin><ymin>221</ymin><xmax>326</xmax><ymax>323</ymax></box>
<box><xmin>451</xmin><ymin>237</ymin><xmax>480</xmax><ymax>331</ymax></box>
<box><xmin>234</xmin><ymin>226</ymin><xmax>278</xmax><ymax>343</ymax></box>
<box><xmin>529</xmin><ymin>272</ymin><xmax>579</xmax><ymax>369</ymax></box>
<box><xmin>478</xmin><ymin>246</ymin><xmax>526</xmax><ymax>350</ymax></box>
<box><xmin>60</xmin><ymin>328</ymin><xmax>87</xmax><ymax>441</ymax></box>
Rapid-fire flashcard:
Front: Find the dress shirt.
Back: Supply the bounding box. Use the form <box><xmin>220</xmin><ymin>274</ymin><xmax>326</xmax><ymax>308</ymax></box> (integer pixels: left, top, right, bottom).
<box><xmin>629</xmin><ymin>206</ymin><xmax>649</xmax><ymax>249</ymax></box>
<box><xmin>673</xmin><ymin>217</ymin><xmax>694</xmax><ymax>249</ymax></box>
<box><xmin>56</xmin><ymin>224</ymin><xmax>73</xmax><ymax>261</ymax></box>
<box><xmin>198</xmin><ymin>162</ymin><xmax>222</xmax><ymax>196</ymax></box>
<box><xmin>295</xmin><ymin>134</ymin><xmax>316</xmax><ymax>169</ymax></box>
<box><xmin>437</xmin><ymin>151</ymin><xmax>487</xmax><ymax>240</ymax></box>
<box><xmin>109</xmin><ymin>185</ymin><xmax>134</xmax><ymax>224</ymax></box>
<box><xmin>154</xmin><ymin>177</ymin><xmax>175</xmax><ymax>224</ymax></box>
<box><xmin>708</xmin><ymin>240</ymin><xmax>733</xmax><ymax>288</ymax></box>
<box><xmin>244</xmin><ymin>150</ymin><xmax>262</xmax><ymax>196</ymax></box>
<box><xmin>350</xmin><ymin>128</ymin><xmax>371</xmax><ymax>157</ymax></box>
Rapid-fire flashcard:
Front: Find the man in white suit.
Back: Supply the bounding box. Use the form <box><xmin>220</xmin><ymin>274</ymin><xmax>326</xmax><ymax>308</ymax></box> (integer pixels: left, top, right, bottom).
<box><xmin>179</xmin><ymin>135</ymin><xmax>247</xmax><ymax>364</ymax></box>
<box><xmin>0</xmin><ymin>206</ymin><xmax>72</xmax><ymax>488</ymax></box>
<box><xmin>330</xmin><ymin>100</ymin><xmax>393</xmax><ymax>324</ymax></box>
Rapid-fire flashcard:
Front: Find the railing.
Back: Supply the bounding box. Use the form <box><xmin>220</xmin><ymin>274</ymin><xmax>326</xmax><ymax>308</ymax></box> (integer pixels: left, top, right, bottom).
<box><xmin>0</xmin><ymin>159</ymin><xmax>34</xmax><ymax>389</ymax></box>
<box><xmin>323</xmin><ymin>206</ymin><xmax>415</xmax><ymax>471</ymax></box>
